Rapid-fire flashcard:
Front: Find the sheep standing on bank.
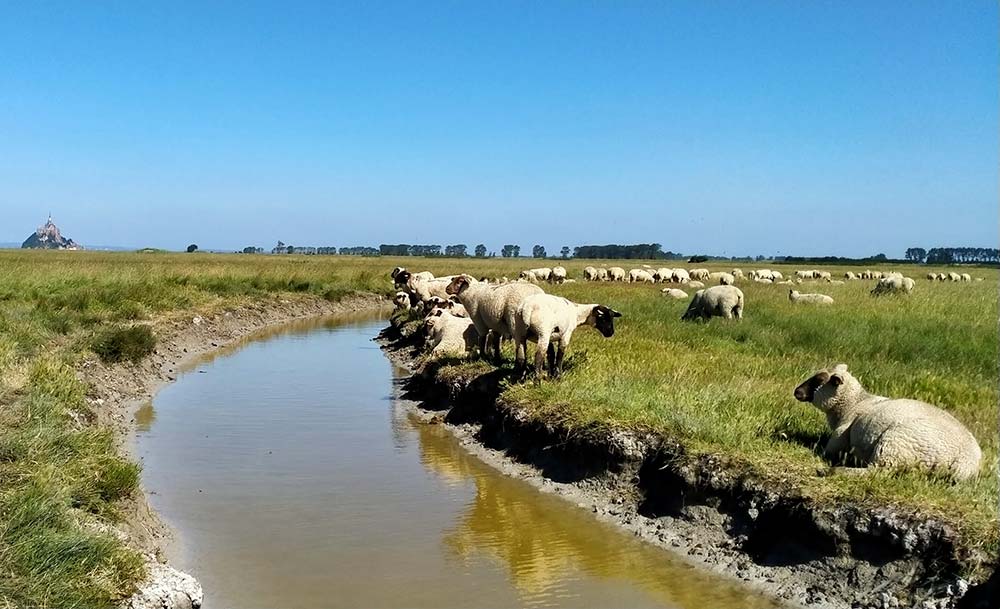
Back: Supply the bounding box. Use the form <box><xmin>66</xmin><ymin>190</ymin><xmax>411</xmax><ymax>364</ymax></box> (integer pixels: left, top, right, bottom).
<box><xmin>789</xmin><ymin>290</ymin><xmax>834</xmax><ymax>305</ymax></box>
<box><xmin>549</xmin><ymin>266</ymin><xmax>567</xmax><ymax>284</ymax></box>
<box><xmin>793</xmin><ymin>364</ymin><xmax>982</xmax><ymax>480</ymax></box>
<box><xmin>424</xmin><ymin>310</ymin><xmax>479</xmax><ymax>361</ymax></box>
<box><xmin>393</xmin><ymin>291</ymin><xmax>411</xmax><ymax>310</ymax></box>
<box><xmin>661</xmin><ymin>288</ymin><xmax>688</xmax><ymax>299</ymax></box>
<box><xmin>447</xmin><ymin>274</ymin><xmax>544</xmax><ymax>364</ymax></box>
<box><xmin>682</xmin><ymin>285</ymin><xmax>744</xmax><ymax>321</ymax></box>
<box><xmin>513</xmin><ymin>294</ymin><xmax>621</xmax><ymax>379</ymax></box>
<box><xmin>405</xmin><ymin>274</ymin><xmax>453</xmax><ymax>304</ymax></box>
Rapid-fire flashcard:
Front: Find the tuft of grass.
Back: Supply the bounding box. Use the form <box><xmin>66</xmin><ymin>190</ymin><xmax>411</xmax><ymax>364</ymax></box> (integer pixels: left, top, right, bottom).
<box><xmin>91</xmin><ymin>325</ymin><xmax>157</xmax><ymax>364</ymax></box>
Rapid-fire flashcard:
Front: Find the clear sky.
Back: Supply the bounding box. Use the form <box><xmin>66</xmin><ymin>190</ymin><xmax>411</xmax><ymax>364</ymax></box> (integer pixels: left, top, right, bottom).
<box><xmin>1</xmin><ymin>2</ymin><xmax>996</xmax><ymax>256</ymax></box>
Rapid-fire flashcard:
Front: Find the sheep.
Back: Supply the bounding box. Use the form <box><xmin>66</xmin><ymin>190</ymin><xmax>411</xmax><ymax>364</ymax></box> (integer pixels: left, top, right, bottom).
<box><xmin>708</xmin><ymin>271</ymin><xmax>735</xmax><ymax>286</ymax></box>
<box><xmin>926</xmin><ymin>272</ymin><xmax>937</xmax><ymax>281</ymax></box>
<box><xmin>937</xmin><ymin>272</ymin><xmax>947</xmax><ymax>281</ymax></box>
<box><xmin>788</xmin><ymin>289</ymin><xmax>834</xmax><ymax>305</ymax></box>
<box><xmin>753</xmin><ymin>277</ymin><xmax>773</xmax><ymax>284</ymax></box>
<box><xmin>775</xmin><ymin>280</ymin><xmax>795</xmax><ymax>285</ymax></box>
<box><xmin>513</xmin><ymin>294</ymin><xmax>621</xmax><ymax>378</ymax></box>
<box><xmin>608</xmin><ymin>267</ymin><xmax>626</xmax><ymax>282</ymax></box>
<box><xmin>872</xmin><ymin>271</ymin><xmax>884</xmax><ymax>279</ymax></box>
<box><xmin>391</xmin><ymin>267</ymin><xmax>408</xmax><ymax>289</ymax></box>
<box><xmin>533</xmin><ymin>267</ymin><xmax>553</xmax><ymax>281</ymax></box>
<box><xmin>845</xmin><ymin>271</ymin><xmax>857</xmax><ymax>280</ymax></box>
<box><xmin>583</xmin><ymin>266</ymin><xmax>599</xmax><ymax>281</ymax></box>
<box><xmin>661</xmin><ymin>288</ymin><xmax>688</xmax><ymax>299</ymax></box>
<box><xmin>393</xmin><ymin>291</ymin><xmax>411</xmax><ymax>310</ymax></box>
<box><xmin>406</xmin><ymin>274</ymin><xmax>454</xmax><ymax>303</ymax></box>
<box><xmin>689</xmin><ymin>268</ymin><xmax>710</xmax><ymax>280</ymax></box>
<box><xmin>672</xmin><ymin>269</ymin><xmax>690</xmax><ymax>284</ymax></box>
<box><xmin>871</xmin><ymin>275</ymin><xmax>915</xmax><ymax>296</ymax></box>
<box><xmin>549</xmin><ymin>266</ymin><xmax>567</xmax><ymax>284</ymax></box>
<box><xmin>793</xmin><ymin>364</ymin><xmax>982</xmax><ymax>480</ymax></box>
<box><xmin>749</xmin><ymin>269</ymin><xmax>774</xmax><ymax>281</ymax></box>
<box><xmin>961</xmin><ymin>273</ymin><xmax>972</xmax><ymax>282</ymax></box>
<box><xmin>771</xmin><ymin>271</ymin><xmax>784</xmax><ymax>281</ymax></box>
<box><xmin>519</xmin><ymin>270</ymin><xmax>538</xmax><ymax>282</ymax></box>
<box><xmin>795</xmin><ymin>270</ymin><xmax>814</xmax><ymax>280</ymax></box>
<box><xmin>596</xmin><ymin>267</ymin><xmax>609</xmax><ymax>281</ymax></box>
<box><xmin>975</xmin><ymin>277</ymin><xmax>985</xmax><ymax>282</ymax></box>
<box><xmin>424</xmin><ymin>310</ymin><xmax>479</xmax><ymax>361</ymax></box>
<box><xmin>653</xmin><ymin>268</ymin><xmax>673</xmax><ymax>283</ymax></box>
<box><xmin>686</xmin><ymin>280</ymin><xmax>706</xmax><ymax>289</ymax></box>
<box><xmin>732</xmin><ymin>269</ymin><xmax>745</xmax><ymax>281</ymax></box>
<box><xmin>424</xmin><ymin>296</ymin><xmax>468</xmax><ymax>318</ymax></box>
<box><xmin>826</xmin><ymin>279</ymin><xmax>845</xmax><ymax>285</ymax></box>
<box><xmin>628</xmin><ymin>269</ymin><xmax>655</xmax><ymax>283</ymax></box>
<box><xmin>446</xmin><ymin>274</ymin><xmax>544</xmax><ymax>364</ymax></box>
<box><xmin>816</xmin><ymin>271</ymin><xmax>831</xmax><ymax>280</ymax></box>
<box><xmin>682</xmin><ymin>285</ymin><xmax>744</xmax><ymax>321</ymax></box>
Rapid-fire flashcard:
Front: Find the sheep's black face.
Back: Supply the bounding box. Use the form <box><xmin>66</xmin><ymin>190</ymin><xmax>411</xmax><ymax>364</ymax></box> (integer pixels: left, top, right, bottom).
<box><xmin>794</xmin><ymin>371</ymin><xmax>831</xmax><ymax>402</ymax></box>
<box><xmin>395</xmin><ymin>270</ymin><xmax>411</xmax><ymax>286</ymax></box>
<box><xmin>592</xmin><ymin>305</ymin><xmax>621</xmax><ymax>337</ymax></box>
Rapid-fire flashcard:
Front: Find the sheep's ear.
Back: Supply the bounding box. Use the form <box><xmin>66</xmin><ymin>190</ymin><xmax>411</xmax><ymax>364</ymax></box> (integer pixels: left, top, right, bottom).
<box><xmin>833</xmin><ymin>363</ymin><xmax>848</xmax><ymax>374</ymax></box>
<box><xmin>611</xmin><ymin>309</ymin><xmax>622</xmax><ymax>318</ymax></box>
<box><xmin>830</xmin><ymin>374</ymin><xmax>843</xmax><ymax>386</ymax></box>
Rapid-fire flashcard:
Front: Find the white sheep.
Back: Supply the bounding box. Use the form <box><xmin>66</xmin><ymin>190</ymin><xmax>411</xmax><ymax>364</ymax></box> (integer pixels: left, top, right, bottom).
<box><xmin>816</xmin><ymin>271</ymin><xmax>831</xmax><ymax>280</ymax></box>
<box><xmin>708</xmin><ymin>271</ymin><xmax>735</xmax><ymax>285</ymax></box>
<box><xmin>689</xmin><ymin>268</ymin><xmax>710</xmax><ymax>280</ymax></box>
<box><xmin>960</xmin><ymin>273</ymin><xmax>971</xmax><ymax>282</ymax></box>
<box><xmin>628</xmin><ymin>269</ymin><xmax>655</xmax><ymax>283</ymax></box>
<box><xmin>406</xmin><ymin>274</ymin><xmax>453</xmax><ymax>303</ymax></box>
<box><xmin>845</xmin><ymin>271</ymin><xmax>857</xmax><ymax>280</ymax></box>
<box><xmin>925</xmin><ymin>272</ymin><xmax>937</xmax><ymax>281</ymax></box>
<box><xmin>771</xmin><ymin>270</ymin><xmax>784</xmax><ymax>281</ymax></box>
<box><xmin>793</xmin><ymin>364</ymin><xmax>981</xmax><ymax>480</ymax></box>
<box><xmin>775</xmin><ymin>280</ymin><xmax>794</xmax><ymax>285</ymax></box>
<box><xmin>597</xmin><ymin>267</ymin><xmax>609</xmax><ymax>281</ymax></box>
<box><xmin>788</xmin><ymin>289</ymin><xmax>834</xmax><ymax>305</ymax></box>
<box><xmin>686</xmin><ymin>280</ymin><xmax>706</xmax><ymax>289</ymax></box>
<box><xmin>424</xmin><ymin>310</ymin><xmax>479</xmax><ymax>361</ymax></box>
<box><xmin>732</xmin><ymin>269</ymin><xmax>745</xmax><ymax>280</ymax></box>
<box><xmin>393</xmin><ymin>291</ymin><xmax>411</xmax><ymax>310</ymax></box>
<box><xmin>672</xmin><ymin>269</ymin><xmax>690</xmax><ymax>284</ymax></box>
<box><xmin>753</xmin><ymin>277</ymin><xmax>773</xmax><ymax>284</ymax></box>
<box><xmin>446</xmin><ymin>274</ymin><xmax>544</xmax><ymax>363</ymax></box>
<box><xmin>608</xmin><ymin>267</ymin><xmax>626</xmax><ymax>282</ymax></box>
<box><xmin>660</xmin><ymin>288</ymin><xmax>688</xmax><ymax>299</ymax></box>
<box><xmin>871</xmin><ymin>275</ymin><xmax>914</xmax><ymax>296</ymax></box>
<box><xmin>937</xmin><ymin>272</ymin><xmax>947</xmax><ymax>281</ymax></box>
<box><xmin>549</xmin><ymin>266</ymin><xmax>567</xmax><ymax>284</ymax></box>
<box><xmin>682</xmin><ymin>285</ymin><xmax>744</xmax><ymax>321</ymax></box>
<box><xmin>583</xmin><ymin>266</ymin><xmax>599</xmax><ymax>281</ymax></box>
<box><xmin>795</xmin><ymin>270</ymin><xmax>815</xmax><ymax>280</ymax></box>
<box><xmin>519</xmin><ymin>270</ymin><xmax>538</xmax><ymax>283</ymax></box>
<box><xmin>653</xmin><ymin>268</ymin><xmax>673</xmax><ymax>283</ymax></box>
<box><xmin>826</xmin><ymin>279</ymin><xmax>845</xmax><ymax>285</ymax></box>
<box><xmin>513</xmin><ymin>294</ymin><xmax>621</xmax><ymax>378</ymax></box>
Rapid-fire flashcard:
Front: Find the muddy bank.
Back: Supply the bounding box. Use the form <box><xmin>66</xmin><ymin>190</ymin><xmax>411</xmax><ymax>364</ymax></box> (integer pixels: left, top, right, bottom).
<box><xmin>78</xmin><ymin>293</ymin><xmax>386</xmax><ymax>608</ymax></box>
<box><xmin>378</xmin><ymin>319</ymin><xmax>994</xmax><ymax>609</ymax></box>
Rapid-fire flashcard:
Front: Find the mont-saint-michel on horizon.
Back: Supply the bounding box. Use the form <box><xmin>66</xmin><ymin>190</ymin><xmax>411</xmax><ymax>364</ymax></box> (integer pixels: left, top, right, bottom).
<box><xmin>20</xmin><ymin>214</ymin><xmax>82</xmax><ymax>250</ymax></box>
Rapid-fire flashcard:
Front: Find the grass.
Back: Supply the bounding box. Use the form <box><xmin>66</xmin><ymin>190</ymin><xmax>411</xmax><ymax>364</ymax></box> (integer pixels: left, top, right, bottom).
<box><xmin>0</xmin><ymin>249</ymin><xmax>995</xmax><ymax>605</ymax></box>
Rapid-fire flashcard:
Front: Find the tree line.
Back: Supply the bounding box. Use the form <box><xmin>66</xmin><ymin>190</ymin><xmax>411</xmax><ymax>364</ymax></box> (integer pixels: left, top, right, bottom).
<box><xmin>905</xmin><ymin>247</ymin><xmax>1000</xmax><ymax>264</ymax></box>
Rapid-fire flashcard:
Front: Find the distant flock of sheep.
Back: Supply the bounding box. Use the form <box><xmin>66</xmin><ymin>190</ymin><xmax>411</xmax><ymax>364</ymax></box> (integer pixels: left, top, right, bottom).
<box><xmin>389</xmin><ymin>264</ymin><xmax>984</xmax><ymax>480</ymax></box>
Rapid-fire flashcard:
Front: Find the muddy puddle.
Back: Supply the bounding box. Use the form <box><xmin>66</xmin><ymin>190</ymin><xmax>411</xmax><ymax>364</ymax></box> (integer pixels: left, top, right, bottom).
<box><xmin>135</xmin><ymin>314</ymin><xmax>780</xmax><ymax>608</ymax></box>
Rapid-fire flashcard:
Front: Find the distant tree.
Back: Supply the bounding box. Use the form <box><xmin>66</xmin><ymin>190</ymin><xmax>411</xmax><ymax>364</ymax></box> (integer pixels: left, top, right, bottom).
<box><xmin>242</xmin><ymin>246</ymin><xmax>256</xmax><ymax>254</ymax></box>
<box><xmin>444</xmin><ymin>244</ymin><xmax>468</xmax><ymax>257</ymax></box>
<box><xmin>871</xmin><ymin>253</ymin><xmax>888</xmax><ymax>262</ymax></box>
<box><xmin>532</xmin><ymin>244</ymin><xmax>546</xmax><ymax>258</ymax></box>
<box><xmin>572</xmin><ymin>243</ymin><xmax>666</xmax><ymax>260</ymax></box>
<box><xmin>501</xmin><ymin>244</ymin><xmax>515</xmax><ymax>258</ymax></box>
<box><xmin>474</xmin><ymin>244</ymin><xmax>487</xmax><ymax>257</ymax></box>
<box><xmin>286</xmin><ymin>245</ymin><xmax>295</xmax><ymax>254</ymax></box>
<box><xmin>186</xmin><ymin>244</ymin><xmax>198</xmax><ymax>253</ymax></box>
<box><xmin>688</xmin><ymin>255</ymin><xmax>708</xmax><ymax>263</ymax></box>
<box><xmin>904</xmin><ymin>247</ymin><xmax>927</xmax><ymax>263</ymax></box>
<box><xmin>513</xmin><ymin>245</ymin><xmax>521</xmax><ymax>257</ymax></box>
<box><xmin>560</xmin><ymin>246</ymin><xmax>570</xmax><ymax>259</ymax></box>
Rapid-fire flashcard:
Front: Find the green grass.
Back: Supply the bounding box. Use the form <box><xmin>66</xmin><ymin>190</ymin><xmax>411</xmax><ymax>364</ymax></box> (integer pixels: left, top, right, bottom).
<box><xmin>0</xmin><ymin>249</ymin><xmax>995</xmax><ymax>604</ymax></box>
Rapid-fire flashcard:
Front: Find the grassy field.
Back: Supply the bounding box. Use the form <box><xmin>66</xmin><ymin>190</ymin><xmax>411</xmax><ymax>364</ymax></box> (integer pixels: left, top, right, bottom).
<box><xmin>0</xmin><ymin>249</ymin><xmax>995</xmax><ymax>606</ymax></box>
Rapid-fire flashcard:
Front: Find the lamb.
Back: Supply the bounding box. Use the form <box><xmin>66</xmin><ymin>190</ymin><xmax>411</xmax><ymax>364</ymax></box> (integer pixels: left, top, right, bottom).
<box><xmin>793</xmin><ymin>364</ymin><xmax>982</xmax><ymax>480</ymax></box>
<box><xmin>708</xmin><ymin>271</ymin><xmax>735</xmax><ymax>285</ymax></box>
<box><xmin>628</xmin><ymin>269</ymin><xmax>655</xmax><ymax>283</ymax></box>
<box><xmin>788</xmin><ymin>289</ymin><xmax>834</xmax><ymax>305</ymax></box>
<box><xmin>583</xmin><ymin>266</ymin><xmax>599</xmax><ymax>281</ymax></box>
<box><xmin>446</xmin><ymin>274</ymin><xmax>544</xmax><ymax>363</ymax></box>
<box><xmin>661</xmin><ymin>288</ymin><xmax>688</xmax><ymax>299</ymax></box>
<box><xmin>871</xmin><ymin>275</ymin><xmax>914</xmax><ymax>296</ymax></box>
<box><xmin>608</xmin><ymin>267</ymin><xmax>626</xmax><ymax>282</ymax></box>
<box><xmin>681</xmin><ymin>285</ymin><xmax>744</xmax><ymax>321</ymax></box>
<box><xmin>393</xmin><ymin>291</ymin><xmax>411</xmax><ymax>310</ymax></box>
<box><xmin>424</xmin><ymin>310</ymin><xmax>479</xmax><ymax>361</ymax></box>
<box><xmin>513</xmin><ymin>294</ymin><xmax>621</xmax><ymax>378</ymax></box>
<box><xmin>686</xmin><ymin>280</ymin><xmax>705</xmax><ymax>289</ymax></box>
<box><xmin>549</xmin><ymin>266</ymin><xmax>568</xmax><ymax>284</ymax></box>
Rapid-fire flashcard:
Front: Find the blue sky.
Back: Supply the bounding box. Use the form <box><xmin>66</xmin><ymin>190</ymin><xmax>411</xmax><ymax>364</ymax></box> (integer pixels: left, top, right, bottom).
<box><xmin>1</xmin><ymin>2</ymin><xmax>996</xmax><ymax>256</ymax></box>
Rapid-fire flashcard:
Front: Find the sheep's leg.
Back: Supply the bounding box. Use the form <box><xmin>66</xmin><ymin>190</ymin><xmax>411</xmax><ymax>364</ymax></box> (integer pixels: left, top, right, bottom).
<box><xmin>546</xmin><ymin>342</ymin><xmax>556</xmax><ymax>372</ymax></box>
<box><xmin>490</xmin><ymin>331</ymin><xmax>502</xmax><ymax>365</ymax></box>
<box><xmin>534</xmin><ymin>334</ymin><xmax>550</xmax><ymax>380</ymax></box>
<box><xmin>515</xmin><ymin>338</ymin><xmax>526</xmax><ymax>372</ymax></box>
<box><xmin>479</xmin><ymin>330</ymin><xmax>491</xmax><ymax>361</ymax></box>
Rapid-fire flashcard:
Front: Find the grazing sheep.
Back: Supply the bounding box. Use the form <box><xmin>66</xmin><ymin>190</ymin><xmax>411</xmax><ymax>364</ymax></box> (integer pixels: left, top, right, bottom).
<box><xmin>682</xmin><ymin>285</ymin><xmax>744</xmax><ymax>321</ymax></box>
<box><xmin>686</xmin><ymin>280</ymin><xmax>706</xmax><ymax>289</ymax></box>
<box><xmin>446</xmin><ymin>274</ymin><xmax>544</xmax><ymax>363</ymax></box>
<box><xmin>653</xmin><ymin>268</ymin><xmax>673</xmax><ymax>283</ymax></box>
<box><xmin>708</xmin><ymin>271</ymin><xmax>735</xmax><ymax>286</ymax></box>
<box><xmin>628</xmin><ymin>269</ymin><xmax>655</xmax><ymax>283</ymax></box>
<box><xmin>771</xmin><ymin>271</ymin><xmax>784</xmax><ymax>281</ymax></box>
<box><xmin>393</xmin><ymin>291</ymin><xmax>411</xmax><ymax>310</ymax></box>
<box><xmin>513</xmin><ymin>294</ymin><xmax>621</xmax><ymax>378</ymax></box>
<box><xmin>926</xmin><ymin>272</ymin><xmax>937</xmax><ymax>281</ymax></box>
<box><xmin>960</xmin><ymin>273</ymin><xmax>972</xmax><ymax>282</ymax></box>
<box><xmin>424</xmin><ymin>310</ymin><xmax>479</xmax><ymax>360</ymax></box>
<box><xmin>976</xmin><ymin>277</ymin><xmax>985</xmax><ymax>282</ymax></box>
<box><xmin>608</xmin><ymin>267</ymin><xmax>627</xmax><ymax>282</ymax></box>
<box><xmin>793</xmin><ymin>364</ymin><xmax>982</xmax><ymax>480</ymax></box>
<box><xmin>789</xmin><ymin>289</ymin><xmax>834</xmax><ymax>305</ymax></box>
<box><xmin>732</xmin><ymin>269</ymin><xmax>745</xmax><ymax>280</ymax></box>
<box><xmin>689</xmin><ymin>268</ymin><xmax>710</xmax><ymax>280</ymax></box>
<box><xmin>583</xmin><ymin>266</ymin><xmax>599</xmax><ymax>281</ymax></box>
<box><xmin>596</xmin><ymin>267</ymin><xmax>609</xmax><ymax>281</ymax></box>
<box><xmin>519</xmin><ymin>270</ymin><xmax>538</xmax><ymax>282</ymax></box>
<box><xmin>795</xmin><ymin>270</ymin><xmax>815</xmax><ymax>280</ymax></box>
<box><xmin>549</xmin><ymin>266</ymin><xmax>567</xmax><ymax>284</ymax></box>
<box><xmin>871</xmin><ymin>275</ymin><xmax>914</xmax><ymax>296</ymax></box>
<box><xmin>661</xmin><ymin>288</ymin><xmax>688</xmax><ymax>299</ymax></box>
<box><xmin>845</xmin><ymin>271</ymin><xmax>857</xmax><ymax>280</ymax></box>
<box><xmin>937</xmin><ymin>272</ymin><xmax>947</xmax><ymax>281</ymax></box>
<box><xmin>672</xmin><ymin>269</ymin><xmax>690</xmax><ymax>284</ymax></box>
<box><xmin>815</xmin><ymin>271</ymin><xmax>831</xmax><ymax>280</ymax></box>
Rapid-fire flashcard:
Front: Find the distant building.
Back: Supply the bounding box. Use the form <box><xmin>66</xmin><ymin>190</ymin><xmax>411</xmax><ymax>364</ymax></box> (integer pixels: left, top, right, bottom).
<box><xmin>21</xmin><ymin>215</ymin><xmax>82</xmax><ymax>250</ymax></box>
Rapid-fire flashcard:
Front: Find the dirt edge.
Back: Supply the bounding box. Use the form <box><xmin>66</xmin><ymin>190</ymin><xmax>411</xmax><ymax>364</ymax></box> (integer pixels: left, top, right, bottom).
<box><xmin>78</xmin><ymin>293</ymin><xmax>387</xmax><ymax>609</ymax></box>
<box><xmin>377</xmin><ymin>320</ymin><xmax>995</xmax><ymax>609</ymax></box>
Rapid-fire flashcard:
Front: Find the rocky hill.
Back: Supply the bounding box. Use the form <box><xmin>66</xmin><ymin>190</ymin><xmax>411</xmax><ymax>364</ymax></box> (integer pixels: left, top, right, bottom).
<box><xmin>21</xmin><ymin>216</ymin><xmax>82</xmax><ymax>250</ymax></box>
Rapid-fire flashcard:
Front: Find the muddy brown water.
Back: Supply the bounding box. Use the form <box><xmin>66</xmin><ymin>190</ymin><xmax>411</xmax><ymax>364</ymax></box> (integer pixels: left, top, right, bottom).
<box><xmin>136</xmin><ymin>314</ymin><xmax>780</xmax><ymax>609</ymax></box>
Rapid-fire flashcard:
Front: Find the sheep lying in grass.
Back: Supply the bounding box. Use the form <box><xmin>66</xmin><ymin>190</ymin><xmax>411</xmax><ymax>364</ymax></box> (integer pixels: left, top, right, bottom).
<box><xmin>513</xmin><ymin>294</ymin><xmax>621</xmax><ymax>378</ymax></box>
<box><xmin>789</xmin><ymin>290</ymin><xmax>833</xmax><ymax>305</ymax></box>
<box><xmin>682</xmin><ymin>285</ymin><xmax>744</xmax><ymax>321</ymax></box>
<box><xmin>686</xmin><ymin>280</ymin><xmax>705</xmax><ymax>289</ymax></box>
<box><xmin>793</xmin><ymin>364</ymin><xmax>982</xmax><ymax>480</ymax></box>
<box><xmin>447</xmin><ymin>274</ymin><xmax>544</xmax><ymax>363</ymax></box>
<box><xmin>424</xmin><ymin>310</ymin><xmax>479</xmax><ymax>361</ymax></box>
<box><xmin>660</xmin><ymin>288</ymin><xmax>688</xmax><ymax>299</ymax></box>
<box><xmin>871</xmin><ymin>275</ymin><xmax>915</xmax><ymax>296</ymax></box>
<box><xmin>708</xmin><ymin>271</ymin><xmax>735</xmax><ymax>285</ymax></box>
